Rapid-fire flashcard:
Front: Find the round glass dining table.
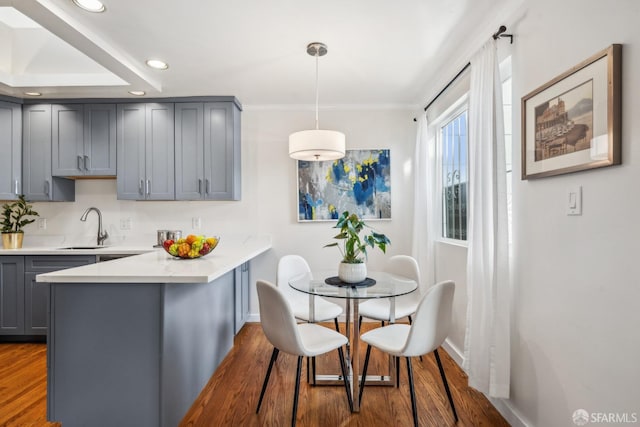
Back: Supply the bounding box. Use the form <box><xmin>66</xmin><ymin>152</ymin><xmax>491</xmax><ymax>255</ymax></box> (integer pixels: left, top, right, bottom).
<box><xmin>289</xmin><ymin>270</ymin><xmax>418</xmax><ymax>412</ymax></box>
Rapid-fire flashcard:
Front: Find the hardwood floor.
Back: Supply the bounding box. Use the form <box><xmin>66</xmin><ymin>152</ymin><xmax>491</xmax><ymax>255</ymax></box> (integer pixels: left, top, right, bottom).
<box><xmin>0</xmin><ymin>343</ymin><xmax>59</xmax><ymax>427</ymax></box>
<box><xmin>0</xmin><ymin>324</ymin><xmax>509</xmax><ymax>427</ymax></box>
<box><xmin>181</xmin><ymin>323</ymin><xmax>509</xmax><ymax>427</ymax></box>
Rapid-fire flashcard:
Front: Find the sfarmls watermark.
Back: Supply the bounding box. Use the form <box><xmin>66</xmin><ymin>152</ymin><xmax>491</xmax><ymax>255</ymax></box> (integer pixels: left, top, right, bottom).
<box><xmin>573</xmin><ymin>409</ymin><xmax>638</xmax><ymax>425</ymax></box>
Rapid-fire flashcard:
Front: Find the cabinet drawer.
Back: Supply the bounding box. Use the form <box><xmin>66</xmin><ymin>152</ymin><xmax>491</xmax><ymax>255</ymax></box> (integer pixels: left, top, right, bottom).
<box><xmin>25</xmin><ymin>255</ymin><xmax>96</xmax><ymax>273</ymax></box>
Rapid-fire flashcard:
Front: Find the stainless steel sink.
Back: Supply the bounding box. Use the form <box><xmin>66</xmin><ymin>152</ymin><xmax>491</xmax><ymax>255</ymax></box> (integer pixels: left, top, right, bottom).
<box><xmin>57</xmin><ymin>246</ymin><xmax>110</xmax><ymax>250</ymax></box>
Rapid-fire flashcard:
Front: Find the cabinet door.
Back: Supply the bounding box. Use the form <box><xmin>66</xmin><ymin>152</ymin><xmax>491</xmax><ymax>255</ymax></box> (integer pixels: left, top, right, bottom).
<box><xmin>0</xmin><ymin>256</ymin><xmax>25</xmax><ymax>335</ymax></box>
<box><xmin>52</xmin><ymin>104</ymin><xmax>84</xmax><ymax>176</ymax></box>
<box><xmin>0</xmin><ymin>101</ymin><xmax>21</xmax><ymax>200</ymax></box>
<box><xmin>24</xmin><ymin>255</ymin><xmax>96</xmax><ymax>336</ymax></box>
<box><xmin>145</xmin><ymin>103</ymin><xmax>175</xmax><ymax>200</ymax></box>
<box><xmin>203</xmin><ymin>102</ymin><xmax>241</xmax><ymax>200</ymax></box>
<box><xmin>84</xmin><ymin>104</ymin><xmax>116</xmax><ymax>176</ymax></box>
<box><xmin>234</xmin><ymin>262</ymin><xmax>250</xmax><ymax>334</ymax></box>
<box><xmin>117</xmin><ymin>104</ymin><xmax>146</xmax><ymax>200</ymax></box>
<box><xmin>175</xmin><ymin>103</ymin><xmax>204</xmax><ymax>200</ymax></box>
<box><xmin>24</xmin><ymin>272</ymin><xmax>48</xmax><ymax>335</ymax></box>
<box><xmin>23</xmin><ymin>104</ymin><xmax>53</xmax><ymax>201</ymax></box>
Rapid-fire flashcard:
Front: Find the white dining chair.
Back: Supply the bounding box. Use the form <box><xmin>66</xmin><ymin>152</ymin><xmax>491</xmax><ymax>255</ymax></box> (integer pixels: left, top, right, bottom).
<box><xmin>359</xmin><ymin>280</ymin><xmax>458</xmax><ymax>427</ymax></box>
<box><xmin>277</xmin><ymin>254</ymin><xmax>343</xmax><ymax>331</ymax></box>
<box><xmin>358</xmin><ymin>255</ymin><xmax>422</xmax><ymax>327</ymax></box>
<box><xmin>255</xmin><ymin>280</ymin><xmax>353</xmax><ymax>427</ymax></box>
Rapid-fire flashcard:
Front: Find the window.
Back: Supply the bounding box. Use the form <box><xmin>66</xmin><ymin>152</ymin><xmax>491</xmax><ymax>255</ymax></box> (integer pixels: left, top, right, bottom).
<box><xmin>426</xmin><ymin>67</ymin><xmax>470</xmax><ymax>243</ymax></box>
<box><xmin>438</xmin><ymin>99</ymin><xmax>468</xmax><ymax>241</ymax></box>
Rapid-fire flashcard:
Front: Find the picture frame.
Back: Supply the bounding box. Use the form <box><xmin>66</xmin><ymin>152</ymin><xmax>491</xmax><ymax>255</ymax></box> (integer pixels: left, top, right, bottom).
<box><xmin>297</xmin><ymin>149</ymin><xmax>391</xmax><ymax>221</ymax></box>
<box><xmin>521</xmin><ymin>44</ymin><xmax>621</xmax><ymax>180</ymax></box>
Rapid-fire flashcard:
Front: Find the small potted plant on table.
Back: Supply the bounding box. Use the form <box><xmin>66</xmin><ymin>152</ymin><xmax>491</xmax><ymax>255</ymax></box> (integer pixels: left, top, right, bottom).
<box><xmin>1</xmin><ymin>195</ymin><xmax>39</xmax><ymax>249</ymax></box>
<box><xmin>325</xmin><ymin>210</ymin><xmax>390</xmax><ymax>283</ymax></box>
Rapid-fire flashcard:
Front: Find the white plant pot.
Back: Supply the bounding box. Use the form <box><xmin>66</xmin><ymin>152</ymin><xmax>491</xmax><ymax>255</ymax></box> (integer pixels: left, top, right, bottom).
<box><xmin>338</xmin><ymin>262</ymin><xmax>367</xmax><ymax>283</ymax></box>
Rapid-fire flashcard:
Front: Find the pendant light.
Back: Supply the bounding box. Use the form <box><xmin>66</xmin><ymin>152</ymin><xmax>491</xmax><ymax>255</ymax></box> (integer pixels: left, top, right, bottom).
<box><xmin>289</xmin><ymin>42</ymin><xmax>346</xmax><ymax>161</ymax></box>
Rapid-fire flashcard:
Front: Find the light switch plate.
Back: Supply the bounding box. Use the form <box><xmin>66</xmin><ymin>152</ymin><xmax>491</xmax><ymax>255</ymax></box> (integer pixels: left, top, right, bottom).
<box><xmin>567</xmin><ymin>186</ymin><xmax>582</xmax><ymax>215</ymax></box>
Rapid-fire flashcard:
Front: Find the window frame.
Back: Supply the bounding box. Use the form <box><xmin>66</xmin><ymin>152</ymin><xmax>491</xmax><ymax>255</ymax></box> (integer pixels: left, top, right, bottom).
<box><xmin>434</xmin><ymin>93</ymin><xmax>469</xmax><ymax>246</ymax></box>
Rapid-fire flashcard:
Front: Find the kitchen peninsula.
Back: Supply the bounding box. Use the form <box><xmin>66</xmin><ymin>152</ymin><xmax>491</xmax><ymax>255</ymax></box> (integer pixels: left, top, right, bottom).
<box><xmin>36</xmin><ymin>235</ymin><xmax>271</xmax><ymax>427</ymax></box>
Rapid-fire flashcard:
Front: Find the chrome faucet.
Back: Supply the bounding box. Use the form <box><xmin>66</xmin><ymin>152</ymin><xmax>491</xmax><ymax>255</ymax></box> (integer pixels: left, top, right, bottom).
<box><xmin>80</xmin><ymin>207</ymin><xmax>109</xmax><ymax>246</ymax></box>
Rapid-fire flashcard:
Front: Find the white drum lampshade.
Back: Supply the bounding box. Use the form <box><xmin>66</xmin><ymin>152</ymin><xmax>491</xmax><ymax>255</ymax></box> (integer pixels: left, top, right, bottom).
<box><xmin>289</xmin><ymin>129</ymin><xmax>346</xmax><ymax>161</ymax></box>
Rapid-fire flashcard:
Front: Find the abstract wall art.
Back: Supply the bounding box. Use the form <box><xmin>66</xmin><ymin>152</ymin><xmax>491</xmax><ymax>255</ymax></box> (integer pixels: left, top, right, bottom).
<box><xmin>297</xmin><ymin>149</ymin><xmax>391</xmax><ymax>221</ymax></box>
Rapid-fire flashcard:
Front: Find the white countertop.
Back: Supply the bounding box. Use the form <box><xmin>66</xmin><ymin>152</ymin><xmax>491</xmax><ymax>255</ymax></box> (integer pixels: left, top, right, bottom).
<box><xmin>35</xmin><ymin>235</ymin><xmax>271</xmax><ymax>284</ymax></box>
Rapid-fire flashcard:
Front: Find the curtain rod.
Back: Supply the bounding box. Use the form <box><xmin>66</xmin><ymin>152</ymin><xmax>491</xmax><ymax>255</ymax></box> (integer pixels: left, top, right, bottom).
<box><xmin>413</xmin><ymin>25</ymin><xmax>512</xmax><ymax>121</ymax></box>
<box><xmin>422</xmin><ymin>61</ymin><xmax>470</xmax><ymax>112</ymax></box>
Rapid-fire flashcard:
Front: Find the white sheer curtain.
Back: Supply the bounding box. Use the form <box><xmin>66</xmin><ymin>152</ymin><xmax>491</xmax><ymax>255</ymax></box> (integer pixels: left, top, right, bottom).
<box><xmin>463</xmin><ymin>39</ymin><xmax>511</xmax><ymax>398</ymax></box>
<box><xmin>411</xmin><ymin>114</ymin><xmax>436</xmax><ymax>290</ymax></box>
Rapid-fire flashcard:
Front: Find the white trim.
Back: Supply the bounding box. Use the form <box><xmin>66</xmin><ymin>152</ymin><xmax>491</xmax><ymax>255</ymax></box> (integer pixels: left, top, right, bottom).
<box><xmin>242</xmin><ymin>103</ymin><xmax>418</xmax><ymax>112</ymax></box>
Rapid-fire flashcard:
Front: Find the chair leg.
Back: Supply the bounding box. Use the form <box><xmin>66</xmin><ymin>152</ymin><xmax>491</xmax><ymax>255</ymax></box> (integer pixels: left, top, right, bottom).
<box><xmin>407</xmin><ymin>316</ymin><xmax>423</xmax><ymax>362</ymax></box>
<box><xmin>359</xmin><ymin>345</ymin><xmax>372</xmax><ymax>403</ymax></box>
<box><xmin>358</xmin><ymin>315</ymin><xmax>362</xmax><ymax>331</ymax></box>
<box><xmin>311</xmin><ymin>356</ymin><xmax>317</xmax><ymax>385</ymax></box>
<box><xmin>334</xmin><ymin>317</ymin><xmax>340</xmax><ymax>332</ymax></box>
<box><xmin>406</xmin><ymin>357</ymin><xmax>418</xmax><ymax>427</ymax></box>
<box><xmin>337</xmin><ymin>347</ymin><xmax>353</xmax><ymax>412</ymax></box>
<box><xmin>396</xmin><ymin>356</ymin><xmax>400</xmax><ymax>387</ymax></box>
<box><xmin>256</xmin><ymin>347</ymin><xmax>279</xmax><ymax>413</ymax></box>
<box><xmin>291</xmin><ymin>356</ymin><xmax>303</xmax><ymax>427</ymax></box>
<box><xmin>434</xmin><ymin>349</ymin><xmax>459</xmax><ymax>423</ymax></box>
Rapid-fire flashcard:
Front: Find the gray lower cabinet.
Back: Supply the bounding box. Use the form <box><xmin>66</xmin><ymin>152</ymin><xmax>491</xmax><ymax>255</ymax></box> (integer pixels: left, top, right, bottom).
<box><xmin>175</xmin><ymin>102</ymin><xmax>241</xmax><ymax>201</ymax></box>
<box><xmin>52</xmin><ymin>104</ymin><xmax>116</xmax><ymax>177</ymax></box>
<box><xmin>117</xmin><ymin>103</ymin><xmax>175</xmax><ymax>200</ymax></box>
<box><xmin>0</xmin><ymin>255</ymin><xmax>95</xmax><ymax>338</ymax></box>
<box><xmin>22</xmin><ymin>104</ymin><xmax>75</xmax><ymax>201</ymax></box>
<box><xmin>0</xmin><ymin>256</ymin><xmax>25</xmax><ymax>335</ymax></box>
<box><xmin>234</xmin><ymin>261</ymin><xmax>250</xmax><ymax>334</ymax></box>
<box><xmin>0</xmin><ymin>101</ymin><xmax>22</xmax><ymax>200</ymax></box>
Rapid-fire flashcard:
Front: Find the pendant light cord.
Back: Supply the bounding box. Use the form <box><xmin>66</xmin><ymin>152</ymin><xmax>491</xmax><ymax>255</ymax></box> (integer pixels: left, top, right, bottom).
<box><xmin>314</xmin><ymin>51</ymin><xmax>320</xmax><ymax>130</ymax></box>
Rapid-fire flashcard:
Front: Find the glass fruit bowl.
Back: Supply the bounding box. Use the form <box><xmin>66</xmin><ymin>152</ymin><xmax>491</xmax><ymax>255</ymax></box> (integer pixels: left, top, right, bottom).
<box><xmin>162</xmin><ymin>235</ymin><xmax>220</xmax><ymax>259</ymax></box>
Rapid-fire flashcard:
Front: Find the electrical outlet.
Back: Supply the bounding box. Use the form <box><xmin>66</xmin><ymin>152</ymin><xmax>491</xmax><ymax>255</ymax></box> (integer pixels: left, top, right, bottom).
<box><xmin>192</xmin><ymin>217</ymin><xmax>202</xmax><ymax>230</ymax></box>
<box><xmin>37</xmin><ymin>218</ymin><xmax>47</xmax><ymax>230</ymax></box>
<box><xmin>120</xmin><ymin>218</ymin><xmax>132</xmax><ymax>230</ymax></box>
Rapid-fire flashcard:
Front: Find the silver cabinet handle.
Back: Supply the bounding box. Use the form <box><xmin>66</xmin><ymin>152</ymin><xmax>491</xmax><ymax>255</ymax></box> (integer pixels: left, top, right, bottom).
<box><xmin>146</xmin><ymin>179</ymin><xmax>151</xmax><ymax>196</ymax></box>
<box><xmin>139</xmin><ymin>179</ymin><xmax>144</xmax><ymax>195</ymax></box>
<box><xmin>84</xmin><ymin>155</ymin><xmax>90</xmax><ymax>171</ymax></box>
<box><xmin>198</xmin><ymin>179</ymin><xmax>202</xmax><ymax>195</ymax></box>
<box><xmin>77</xmin><ymin>155</ymin><xmax>83</xmax><ymax>171</ymax></box>
<box><xmin>44</xmin><ymin>180</ymin><xmax>50</xmax><ymax>197</ymax></box>
<box><xmin>205</xmin><ymin>179</ymin><xmax>210</xmax><ymax>195</ymax></box>
<box><xmin>14</xmin><ymin>179</ymin><xmax>19</xmax><ymax>195</ymax></box>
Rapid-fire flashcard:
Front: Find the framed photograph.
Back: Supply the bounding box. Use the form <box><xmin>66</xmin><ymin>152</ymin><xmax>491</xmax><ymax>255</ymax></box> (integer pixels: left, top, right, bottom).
<box><xmin>521</xmin><ymin>44</ymin><xmax>621</xmax><ymax>179</ymax></box>
<box><xmin>297</xmin><ymin>149</ymin><xmax>391</xmax><ymax>221</ymax></box>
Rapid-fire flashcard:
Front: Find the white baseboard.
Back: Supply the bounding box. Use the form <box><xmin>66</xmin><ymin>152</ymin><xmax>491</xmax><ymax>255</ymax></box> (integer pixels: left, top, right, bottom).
<box><xmin>441</xmin><ymin>338</ymin><xmax>531</xmax><ymax>427</ymax></box>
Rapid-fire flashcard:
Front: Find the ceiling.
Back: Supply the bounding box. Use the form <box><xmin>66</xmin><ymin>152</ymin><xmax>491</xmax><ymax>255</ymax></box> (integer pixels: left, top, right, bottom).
<box><xmin>0</xmin><ymin>0</ymin><xmax>517</xmax><ymax>107</ymax></box>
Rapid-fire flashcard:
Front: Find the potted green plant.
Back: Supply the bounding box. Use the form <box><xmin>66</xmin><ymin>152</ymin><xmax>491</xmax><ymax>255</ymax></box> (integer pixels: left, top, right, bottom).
<box><xmin>324</xmin><ymin>210</ymin><xmax>390</xmax><ymax>283</ymax></box>
<box><xmin>1</xmin><ymin>195</ymin><xmax>39</xmax><ymax>249</ymax></box>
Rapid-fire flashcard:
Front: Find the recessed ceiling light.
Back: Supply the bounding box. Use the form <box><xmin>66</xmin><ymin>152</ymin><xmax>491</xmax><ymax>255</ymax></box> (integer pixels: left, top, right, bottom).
<box><xmin>146</xmin><ymin>59</ymin><xmax>169</xmax><ymax>70</ymax></box>
<box><xmin>128</xmin><ymin>90</ymin><xmax>146</xmax><ymax>96</ymax></box>
<box><xmin>24</xmin><ymin>91</ymin><xmax>42</xmax><ymax>96</ymax></box>
<box><xmin>72</xmin><ymin>0</ymin><xmax>106</xmax><ymax>13</ymax></box>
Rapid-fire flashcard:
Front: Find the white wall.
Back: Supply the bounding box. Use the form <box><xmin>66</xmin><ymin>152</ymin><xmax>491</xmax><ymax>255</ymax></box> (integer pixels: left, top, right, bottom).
<box><xmin>507</xmin><ymin>0</ymin><xmax>640</xmax><ymax>425</ymax></box>
<box><xmin>429</xmin><ymin>1</ymin><xmax>640</xmax><ymax>426</ymax></box>
<box><xmin>25</xmin><ymin>107</ymin><xmax>417</xmax><ymax>318</ymax></box>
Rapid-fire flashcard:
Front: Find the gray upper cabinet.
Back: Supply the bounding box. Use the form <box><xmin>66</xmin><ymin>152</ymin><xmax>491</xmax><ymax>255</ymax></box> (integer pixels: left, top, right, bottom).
<box><xmin>0</xmin><ymin>101</ymin><xmax>22</xmax><ymax>200</ymax></box>
<box><xmin>175</xmin><ymin>101</ymin><xmax>241</xmax><ymax>201</ymax></box>
<box><xmin>22</xmin><ymin>104</ymin><xmax>74</xmax><ymax>202</ymax></box>
<box><xmin>117</xmin><ymin>103</ymin><xmax>175</xmax><ymax>200</ymax></box>
<box><xmin>52</xmin><ymin>104</ymin><xmax>116</xmax><ymax>177</ymax></box>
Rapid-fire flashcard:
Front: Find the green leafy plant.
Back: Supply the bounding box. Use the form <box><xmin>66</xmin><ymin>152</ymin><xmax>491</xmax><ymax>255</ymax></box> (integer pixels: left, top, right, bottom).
<box><xmin>1</xmin><ymin>195</ymin><xmax>39</xmax><ymax>233</ymax></box>
<box><xmin>324</xmin><ymin>211</ymin><xmax>390</xmax><ymax>263</ymax></box>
